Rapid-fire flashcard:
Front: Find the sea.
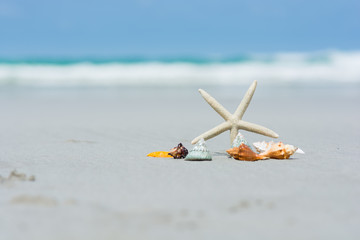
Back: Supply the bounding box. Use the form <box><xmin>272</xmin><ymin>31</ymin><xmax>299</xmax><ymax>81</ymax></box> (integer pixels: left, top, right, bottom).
<box><xmin>0</xmin><ymin>51</ymin><xmax>359</xmax><ymax>87</ymax></box>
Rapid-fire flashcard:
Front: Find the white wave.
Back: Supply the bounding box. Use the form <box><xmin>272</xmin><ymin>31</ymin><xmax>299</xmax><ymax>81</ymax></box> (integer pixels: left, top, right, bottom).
<box><xmin>0</xmin><ymin>51</ymin><xmax>359</xmax><ymax>87</ymax></box>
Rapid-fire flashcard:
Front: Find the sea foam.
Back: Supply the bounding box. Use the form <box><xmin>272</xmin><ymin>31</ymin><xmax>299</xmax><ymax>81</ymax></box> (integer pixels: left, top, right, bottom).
<box><xmin>0</xmin><ymin>51</ymin><xmax>359</xmax><ymax>87</ymax></box>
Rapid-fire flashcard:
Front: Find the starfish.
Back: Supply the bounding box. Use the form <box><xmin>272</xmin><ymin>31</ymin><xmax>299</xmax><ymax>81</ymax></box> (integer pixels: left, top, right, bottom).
<box><xmin>191</xmin><ymin>80</ymin><xmax>279</xmax><ymax>145</ymax></box>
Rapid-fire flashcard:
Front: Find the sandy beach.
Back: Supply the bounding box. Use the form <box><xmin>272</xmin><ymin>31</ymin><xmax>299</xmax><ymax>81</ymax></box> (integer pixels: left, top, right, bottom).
<box><xmin>1</xmin><ymin>83</ymin><xmax>359</xmax><ymax>239</ymax></box>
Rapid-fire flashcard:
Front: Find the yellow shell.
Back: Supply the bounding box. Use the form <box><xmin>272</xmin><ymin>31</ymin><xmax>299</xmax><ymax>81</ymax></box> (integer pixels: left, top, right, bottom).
<box><xmin>147</xmin><ymin>151</ymin><xmax>172</xmax><ymax>158</ymax></box>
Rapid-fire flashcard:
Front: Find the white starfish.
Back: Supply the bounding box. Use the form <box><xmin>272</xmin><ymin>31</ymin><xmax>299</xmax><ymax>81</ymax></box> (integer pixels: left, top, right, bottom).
<box><xmin>191</xmin><ymin>80</ymin><xmax>279</xmax><ymax>145</ymax></box>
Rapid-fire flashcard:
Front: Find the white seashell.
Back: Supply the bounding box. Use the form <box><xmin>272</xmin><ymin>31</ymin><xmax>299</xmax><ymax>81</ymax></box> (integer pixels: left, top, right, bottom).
<box><xmin>253</xmin><ymin>141</ymin><xmax>305</xmax><ymax>154</ymax></box>
<box><xmin>185</xmin><ymin>139</ymin><xmax>212</xmax><ymax>161</ymax></box>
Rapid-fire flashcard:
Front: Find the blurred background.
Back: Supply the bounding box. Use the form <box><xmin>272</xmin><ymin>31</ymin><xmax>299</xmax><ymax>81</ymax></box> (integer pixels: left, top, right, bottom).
<box><xmin>1</xmin><ymin>2</ymin><xmax>360</xmax><ymax>239</ymax></box>
<box><xmin>0</xmin><ymin>0</ymin><xmax>359</xmax><ymax>87</ymax></box>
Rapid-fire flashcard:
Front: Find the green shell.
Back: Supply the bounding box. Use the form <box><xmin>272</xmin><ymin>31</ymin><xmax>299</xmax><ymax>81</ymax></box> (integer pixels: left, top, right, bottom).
<box><xmin>231</xmin><ymin>131</ymin><xmax>252</xmax><ymax>149</ymax></box>
<box><xmin>185</xmin><ymin>139</ymin><xmax>212</xmax><ymax>161</ymax></box>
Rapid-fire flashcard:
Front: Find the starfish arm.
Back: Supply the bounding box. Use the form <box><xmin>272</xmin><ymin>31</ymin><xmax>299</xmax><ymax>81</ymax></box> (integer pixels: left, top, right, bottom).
<box><xmin>198</xmin><ymin>89</ymin><xmax>232</xmax><ymax>121</ymax></box>
<box><xmin>234</xmin><ymin>80</ymin><xmax>257</xmax><ymax>119</ymax></box>
<box><xmin>191</xmin><ymin>121</ymin><xmax>231</xmax><ymax>144</ymax></box>
<box><xmin>230</xmin><ymin>126</ymin><xmax>239</xmax><ymax>144</ymax></box>
<box><xmin>237</xmin><ymin>120</ymin><xmax>279</xmax><ymax>138</ymax></box>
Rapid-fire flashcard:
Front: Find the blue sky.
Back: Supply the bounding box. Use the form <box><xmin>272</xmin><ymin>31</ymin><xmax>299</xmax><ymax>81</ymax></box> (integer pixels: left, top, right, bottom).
<box><xmin>0</xmin><ymin>0</ymin><xmax>359</xmax><ymax>57</ymax></box>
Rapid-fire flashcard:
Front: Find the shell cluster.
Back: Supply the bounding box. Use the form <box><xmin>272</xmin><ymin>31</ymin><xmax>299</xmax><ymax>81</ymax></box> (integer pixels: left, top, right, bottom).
<box><xmin>185</xmin><ymin>139</ymin><xmax>212</xmax><ymax>161</ymax></box>
<box><xmin>168</xmin><ymin>143</ymin><xmax>188</xmax><ymax>159</ymax></box>
<box><xmin>147</xmin><ymin>132</ymin><xmax>303</xmax><ymax>162</ymax></box>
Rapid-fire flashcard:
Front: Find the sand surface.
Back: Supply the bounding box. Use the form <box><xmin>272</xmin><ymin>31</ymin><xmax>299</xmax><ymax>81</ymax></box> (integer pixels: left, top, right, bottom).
<box><xmin>1</xmin><ymin>84</ymin><xmax>359</xmax><ymax>239</ymax></box>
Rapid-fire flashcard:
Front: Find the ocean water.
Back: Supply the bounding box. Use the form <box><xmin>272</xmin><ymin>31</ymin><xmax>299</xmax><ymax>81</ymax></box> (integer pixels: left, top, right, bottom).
<box><xmin>0</xmin><ymin>51</ymin><xmax>359</xmax><ymax>87</ymax></box>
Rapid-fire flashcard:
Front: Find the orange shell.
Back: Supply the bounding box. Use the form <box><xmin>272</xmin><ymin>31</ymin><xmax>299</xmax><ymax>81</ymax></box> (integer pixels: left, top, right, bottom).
<box><xmin>147</xmin><ymin>151</ymin><xmax>172</xmax><ymax>158</ymax></box>
<box><xmin>226</xmin><ymin>144</ymin><xmax>268</xmax><ymax>161</ymax></box>
<box><xmin>260</xmin><ymin>142</ymin><xmax>295</xmax><ymax>159</ymax></box>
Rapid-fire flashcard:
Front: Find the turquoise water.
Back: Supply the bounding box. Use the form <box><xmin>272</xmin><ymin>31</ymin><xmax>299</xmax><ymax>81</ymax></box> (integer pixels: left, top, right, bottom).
<box><xmin>0</xmin><ymin>51</ymin><xmax>359</xmax><ymax>87</ymax></box>
<box><xmin>0</xmin><ymin>53</ymin><xmax>332</xmax><ymax>65</ymax></box>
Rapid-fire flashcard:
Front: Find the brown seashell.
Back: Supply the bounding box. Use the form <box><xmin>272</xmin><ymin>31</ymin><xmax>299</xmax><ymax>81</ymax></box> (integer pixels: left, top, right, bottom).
<box><xmin>226</xmin><ymin>143</ymin><xmax>268</xmax><ymax>161</ymax></box>
<box><xmin>260</xmin><ymin>142</ymin><xmax>296</xmax><ymax>159</ymax></box>
<box><xmin>168</xmin><ymin>143</ymin><xmax>188</xmax><ymax>159</ymax></box>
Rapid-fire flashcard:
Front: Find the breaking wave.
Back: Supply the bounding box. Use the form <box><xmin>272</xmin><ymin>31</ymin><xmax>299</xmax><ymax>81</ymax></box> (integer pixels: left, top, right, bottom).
<box><xmin>0</xmin><ymin>51</ymin><xmax>359</xmax><ymax>87</ymax></box>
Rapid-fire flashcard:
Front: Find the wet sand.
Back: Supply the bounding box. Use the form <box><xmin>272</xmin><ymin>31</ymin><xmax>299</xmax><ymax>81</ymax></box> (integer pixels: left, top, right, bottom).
<box><xmin>0</xmin><ymin>84</ymin><xmax>359</xmax><ymax>239</ymax></box>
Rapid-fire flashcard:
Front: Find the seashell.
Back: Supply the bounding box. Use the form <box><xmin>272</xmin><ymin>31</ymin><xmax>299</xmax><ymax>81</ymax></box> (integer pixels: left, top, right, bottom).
<box><xmin>231</xmin><ymin>131</ymin><xmax>252</xmax><ymax>149</ymax></box>
<box><xmin>258</xmin><ymin>142</ymin><xmax>297</xmax><ymax>159</ymax></box>
<box><xmin>185</xmin><ymin>139</ymin><xmax>212</xmax><ymax>161</ymax></box>
<box><xmin>168</xmin><ymin>143</ymin><xmax>188</xmax><ymax>159</ymax></box>
<box><xmin>226</xmin><ymin>143</ymin><xmax>268</xmax><ymax>161</ymax></box>
<box><xmin>253</xmin><ymin>141</ymin><xmax>305</xmax><ymax>155</ymax></box>
<box><xmin>147</xmin><ymin>151</ymin><xmax>172</xmax><ymax>158</ymax></box>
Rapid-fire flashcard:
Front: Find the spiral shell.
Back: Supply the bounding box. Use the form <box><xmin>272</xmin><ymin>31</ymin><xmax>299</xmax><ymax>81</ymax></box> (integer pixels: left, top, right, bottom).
<box><xmin>185</xmin><ymin>139</ymin><xmax>212</xmax><ymax>161</ymax></box>
<box><xmin>231</xmin><ymin>131</ymin><xmax>252</xmax><ymax>149</ymax></box>
<box><xmin>168</xmin><ymin>143</ymin><xmax>188</xmax><ymax>159</ymax></box>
